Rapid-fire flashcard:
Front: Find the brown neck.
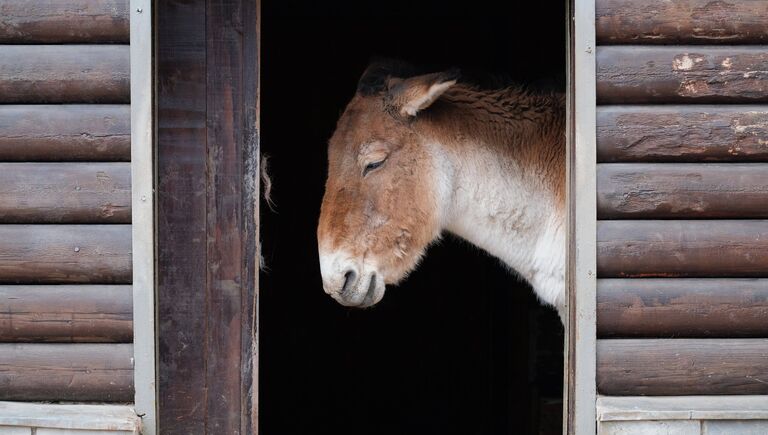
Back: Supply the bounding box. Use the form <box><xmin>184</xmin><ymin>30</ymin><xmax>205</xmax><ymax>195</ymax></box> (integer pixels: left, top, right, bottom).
<box><xmin>415</xmin><ymin>84</ymin><xmax>566</xmax><ymax>203</ymax></box>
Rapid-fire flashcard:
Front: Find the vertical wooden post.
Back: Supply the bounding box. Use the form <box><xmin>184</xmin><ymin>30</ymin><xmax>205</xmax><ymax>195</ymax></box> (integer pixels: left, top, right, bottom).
<box><xmin>130</xmin><ymin>0</ymin><xmax>157</xmax><ymax>433</ymax></box>
<box><xmin>566</xmin><ymin>0</ymin><xmax>597</xmax><ymax>433</ymax></box>
<box><xmin>156</xmin><ymin>0</ymin><xmax>259</xmax><ymax>433</ymax></box>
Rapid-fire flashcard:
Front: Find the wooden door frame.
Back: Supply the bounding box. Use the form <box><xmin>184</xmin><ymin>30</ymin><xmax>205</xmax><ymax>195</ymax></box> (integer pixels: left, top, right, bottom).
<box><xmin>565</xmin><ymin>0</ymin><xmax>598</xmax><ymax>433</ymax></box>
<box><xmin>154</xmin><ymin>0</ymin><xmax>260</xmax><ymax>433</ymax></box>
<box><xmin>130</xmin><ymin>0</ymin><xmax>157</xmax><ymax>433</ymax></box>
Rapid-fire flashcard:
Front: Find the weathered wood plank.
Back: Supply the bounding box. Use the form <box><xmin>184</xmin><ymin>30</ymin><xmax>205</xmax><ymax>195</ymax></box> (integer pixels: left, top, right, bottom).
<box><xmin>0</xmin><ymin>343</ymin><xmax>133</xmax><ymax>401</ymax></box>
<box><xmin>206</xmin><ymin>0</ymin><xmax>246</xmax><ymax>431</ymax></box>
<box><xmin>0</xmin><ymin>401</ymin><xmax>140</xmax><ymax>431</ymax></box>
<box><xmin>597</xmin><ymin>106</ymin><xmax>768</xmax><ymax>163</ymax></box>
<box><xmin>597</xmin><ymin>339</ymin><xmax>768</xmax><ymax>395</ymax></box>
<box><xmin>596</xmin><ymin>0</ymin><xmax>768</xmax><ymax>45</ymax></box>
<box><xmin>597</xmin><ymin>279</ymin><xmax>768</xmax><ymax>337</ymax></box>
<box><xmin>597</xmin><ymin>46</ymin><xmax>768</xmax><ymax>104</ymax></box>
<box><xmin>0</xmin><ymin>0</ymin><xmax>129</xmax><ymax>43</ymax></box>
<box><xmin>0</xmin><ymin>105</ymin><xmax>130</xmax><ymax>161</ymax></box>
<box><xmin>0</xmin><ymin>285</ymin><xmax>132</xmax><ymax>342</ymax></box>
<box><xmin>597</xmin><ymin>163</ymin><xmax>768</xmax><ymax>219</ymax></box>
<box><xmin>597</xmin><ymin>220</ymin><xmax>768</xmax><ymax>278</ymax></box>
<box><xmin>0</xmin><ymin>163</ymin><xmax>131</xmax><ymax>223</ymax></box>
<box><xmin>0</xmin><ymin>225</ymin><xmax>131</xmax><ymax>283</ymax></box>
<box><xmin>0</xmin><ymin>45</ymin><xmax>129</xmax><ymax>103</ymax></box>
<box><xmin>157</xmin><ymin>0</ymin><xmax>208</xmax><ymax>430</ymax></box>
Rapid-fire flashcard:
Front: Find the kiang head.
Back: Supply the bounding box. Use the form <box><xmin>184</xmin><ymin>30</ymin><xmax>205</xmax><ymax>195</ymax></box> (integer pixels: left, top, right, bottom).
<box><xmin>317</xmin><ymin>61</ymin><xmax>459</xmax><ymax>307</ymax></box>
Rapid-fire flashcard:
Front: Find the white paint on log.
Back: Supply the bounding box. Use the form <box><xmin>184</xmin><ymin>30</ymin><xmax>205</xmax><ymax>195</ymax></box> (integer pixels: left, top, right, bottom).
<box><xmin>598</xmin><ymin>396</ymin><xmax>768</xmax><ymax>421</ymax></box>
<box><xmin>0</xmin><ymin>402</ymin><xmax>139</xmax><ymax>432</ymax></box>
<box><xmin>36</xmin><ymin>430</ymin><xmax>135</xmax><ymax>435</ymax></box>
<box><xmin>599</xmin><ymin>420</ymin><xmax>699</xmax><ymax>435</ymax></box>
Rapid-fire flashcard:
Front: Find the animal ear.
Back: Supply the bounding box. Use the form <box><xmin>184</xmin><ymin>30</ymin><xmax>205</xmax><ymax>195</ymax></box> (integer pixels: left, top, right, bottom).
<box><xmin>386</xmin><ymin>69</ymin><xmax>460</xmax><ymax>117</ymax></box>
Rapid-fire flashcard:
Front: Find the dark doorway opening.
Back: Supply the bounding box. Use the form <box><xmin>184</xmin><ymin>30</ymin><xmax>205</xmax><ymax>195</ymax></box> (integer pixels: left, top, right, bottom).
<box><xmin>260</xmin><ymin>1</ymin><xmax>566</xmax><ymax>434</ymax></box>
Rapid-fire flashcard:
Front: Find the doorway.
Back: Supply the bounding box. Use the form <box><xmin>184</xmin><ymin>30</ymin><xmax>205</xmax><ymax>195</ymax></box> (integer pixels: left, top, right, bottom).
<box><xmin>260</xmin><ymin>1</ymin><xmax>566</xmax><ymax>434</ymax></box>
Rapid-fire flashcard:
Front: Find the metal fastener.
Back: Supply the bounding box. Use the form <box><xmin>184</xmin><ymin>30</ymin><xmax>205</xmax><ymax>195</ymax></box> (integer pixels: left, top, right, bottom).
<box><xmin>137</xmin><ymin>7</ymin><xmax>143</xmax><ymax>13</ymax></box>
<box><xmin>141</xmin><ymin>195</ymin><xmax>147</xmax><ymax>202</ymax></box>
<box><xmin>74</xmin><ymin>246</ymin><xmax>80</xmax><ymax>252</ymax></box>
<box><xmin>585</xmin><ymin>45</ymin><xmax>593</xmax><ymax>54</ymax></box>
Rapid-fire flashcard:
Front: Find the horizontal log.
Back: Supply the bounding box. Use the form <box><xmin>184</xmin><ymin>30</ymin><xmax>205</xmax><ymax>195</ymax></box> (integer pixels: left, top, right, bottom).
<box><xmin>0</xmin><ymin>343</ymin><xmax>133</xmax><ymax>401</ymax></box>
<box><xmin>597</xmin><ymin>163</ymin><xmax>768</xmax><ymax>219</ymax></box>
<box><xmin>597</xmin><ymin>46</ymin><xmax>768</xmax><ymax>104</ymax></box>
<box><xmin>597</xmin><ymin>338</ymin><xmax>768</xmax><ymax>395</ymax></box>
<box><xmin>0</xmin><ymin>105</ymin><xmax>130</xmax><ymax>161</ymax></box>
<box><xmin>597</xmin><ymin>220</ymin><xmax>768</xmax><ymax>278</ymax></box>
<box><xmin>597</xmin><ymin>106</ymin><xmax>768</xmax><ymax>163</ymax></box>
<box><xmin>596</xmin><ymin>0</ymin><xmax>768</xmax><ymax>45</ymax></box>
<box><xmin>597</xmin><ymin>279</ymin><xmax>768</xmax><ymax>337</ymax></box>
<box><xmin>0</xmin><ymin>45</ymin><xmax>129</xmax><ymax>103</ymax></box>
<box><xmin>0</xmin><ymin>0</ymin><xmax>129</xmax><ymax>43</ymax></box>
<box><xmin>0</xmin><ymin>285</ymin><xmax>132</xmax><ymax>342</ymax></box>
<box><xmin>0</xmin><ymin>225</ymin><xmax>131</xmax><ymax>284</ymax></box>
<box><xmin>0</xmin><ymin>163</ymin><xmax>130</xmax><ymax>223</ymax></box>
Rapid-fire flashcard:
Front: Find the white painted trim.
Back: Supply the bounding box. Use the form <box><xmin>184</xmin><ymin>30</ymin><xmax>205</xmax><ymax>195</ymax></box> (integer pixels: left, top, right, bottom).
<box><xmin>568</xmin><ymin>0</ymin><xmax>597</xmax><ymax>433</ymax></box>
<box><xmin>130</xmin><ymin>0</ymin><xmax>157</xmax><ymax>434</ymax></box>
<box><xmin>598</xmin><ymin>396</ymin><xmax>768</xmax><ymax>421</ymax></box>
<box><xmin>0</xmin><ymin>402</ymin><xmax>139</xmax><ymax>433</ymax></box>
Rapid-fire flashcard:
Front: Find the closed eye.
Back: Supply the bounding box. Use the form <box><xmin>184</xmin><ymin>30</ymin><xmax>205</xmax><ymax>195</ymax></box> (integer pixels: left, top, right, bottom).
<box><xmin>363</xmin><ymin>159</ymin><xmax>385</xmax><ymax>177</ymax></box>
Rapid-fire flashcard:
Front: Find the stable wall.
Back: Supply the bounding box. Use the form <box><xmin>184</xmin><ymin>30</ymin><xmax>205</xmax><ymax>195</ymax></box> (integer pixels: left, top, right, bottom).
<box><xmin>593</xmin><ymin>0</ymin><xmax>768</xmax><ymax>432</ymax></box>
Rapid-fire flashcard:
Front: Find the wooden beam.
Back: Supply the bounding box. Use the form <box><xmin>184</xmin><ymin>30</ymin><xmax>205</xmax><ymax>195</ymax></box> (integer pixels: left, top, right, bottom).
<box><xmin>0</xmin><ymin>105</ymin><xmax>130</xmax><ymax>162</ymax></box>
<box><xmin>157</xmin><ymin>0</ymin><xmax>259</xmax><ymax>431</ymax></box>
<box><xmin>597</xmin><ymin>163</ymin><xmax>768</xmax><ymax>219</ymax></box>
<box><xmin>0</xmin><ymin>343</ymin><xmax>133</xmax><ymax>401</ymax></box>
<box><xmin>596</xmin><ymin>0</ymin><xmax>768</xmax><ymax>45</ymax></box>
<box><xmin>0</xmin><ymin>225</ymin><xmax>131</xmax><ymax>283</ymax></box>
<box><xmin>0</xmin><ymin>285</ymin><xmax>132</xmax><ymax>342</ymax></box>
<box><xmin>0</xmin><ymin>0</ymin><xmax>129</xmax><ymax>43</ymax></box>
<box><xmin>0</xmin><ymin>163</ymin><xmax>131</xmax><ymax>223</ymax></box>
<box><xmin>157</xmin><ymin>0</ymin><xmax>209</xmax><ymax>431</ymax></box>
<box><xmin>597</xmin><ymin>220</ymin><xmax>768</xmax><ymax>278</ymax></box>
<box><xmin>597</xmin><ymin>279</ymin><xmax>768</xmax><ymax>337</ymax></box>
<box><xmin>0</xmin><ymin>45</ymin><xmax>129</xmax><ymax>103</ymax></box>
<box><xmin>597</xmin><ymin>339</ymin><xmax>768</xmax><ymax>395</ymax></box>
<box><xmin>597</xmin><ymin>46</ymin><xmax>768</xmax><ymax>104</ymax></box>
<box><xmin>597</xmin><ymin>106</ymin><xmax>768</xmax><ymax>163</ymax></box>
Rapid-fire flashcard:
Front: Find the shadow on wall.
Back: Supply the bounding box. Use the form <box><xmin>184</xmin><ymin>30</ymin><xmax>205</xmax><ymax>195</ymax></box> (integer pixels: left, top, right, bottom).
<box><xmin>260</xmin><ymin>1</ymin><xmax>565</xmax><ymax>434</ymax></box>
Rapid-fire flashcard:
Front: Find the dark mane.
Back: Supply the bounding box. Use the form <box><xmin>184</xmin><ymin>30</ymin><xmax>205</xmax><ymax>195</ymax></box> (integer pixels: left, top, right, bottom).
<box><xmin>356</xmin><ymin>58</ymin><xmax>420</xmax><ymax>96</ymax></box>
<box><xmin>357</xmin><ymin>57</ymin><xmax>562</xmax><ymax>96</ymax></box>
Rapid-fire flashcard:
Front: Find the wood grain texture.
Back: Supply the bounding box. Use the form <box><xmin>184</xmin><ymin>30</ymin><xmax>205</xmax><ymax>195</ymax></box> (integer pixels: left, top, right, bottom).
<box><xmin>597</xmin><ymin>106</ymin><xmax>768</xmax><ymax>163</ymax></box>
<box><xmin>0</xmin><ymin>225</ymin><xmax>131</xmax><ymax>283</ymax></box>
<box><xmin>0</xmin><ymin>163</ymin><xmax>130</xmax><ymax>223</ymax></box>
<box><xmin>205</xmin><ymin>0</ymin><xmax>247</xmax><ymax>431</ymax></box>
<box><xmin>0</xmin><ymin>343</ymin><xmax>133</xmax><ymax>401</ymax></box>
<box><xmin>597</xmin><ymin>163</ymin><xmax>768</xmax><ymax>219</ymax></box>
<box><xmin>596</xmin><ymin>0</ymin><xmax>768</xmax><ymax>45</ymax></box>
<box><xmin>0</xmin><ymin>45</ymin><xmax>129</xmax><ymax>103</ymax></box>
<box><xmin>597</xmin><ymin>220</ymin><xmax>768</xmax><ymax>278</ymax></box>
<box><xmin>597</xmin><ymin>338</ymin><xmax>768</xmax><ymax>395</ymax></box>
<box><xmin>0</xmin><ymin>285</ymin><xmax>132</xmax><ymax>342</ymax></box>
<box><xmin>157</xmin><ymin>0</ymin><xmax>258</xmax><ymax>432</ymax></box>
<box><xmin>597</xmin><ymin>279</ymin><xmax>768</xmax><ymax>337</ymax></box>
<box><xmin>0</xmin><ymin>0</ymin><xmax>129</xmax><ymax>43</ymax></box>
<box><xmin>597</xmin><ymin>46</ymin><xmax>768</xmax><ymax>104</ymax></box>
<box><xmin>0</xmin><ymin>105</ymin><xmax>130</xmax><ymax>161</ymax></box>
<box><xmin>157</xmin><ymin>0</ymin><xmax>209</xmax><ymax>431</ymax></box>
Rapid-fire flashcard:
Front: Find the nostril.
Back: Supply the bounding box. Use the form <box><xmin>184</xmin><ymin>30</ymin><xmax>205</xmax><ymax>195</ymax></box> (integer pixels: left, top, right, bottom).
<box><xmin>342</xmin><ymin>269</ymin><xmax>357</xmax><ymax>293</ymax></box>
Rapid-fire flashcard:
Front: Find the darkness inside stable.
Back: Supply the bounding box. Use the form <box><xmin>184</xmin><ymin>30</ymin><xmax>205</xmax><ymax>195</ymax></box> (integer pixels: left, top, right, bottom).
<box><xmin>261</xmin><ymin>2</ymin><xmax>565</xmax><ymax>434</ymax></box>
